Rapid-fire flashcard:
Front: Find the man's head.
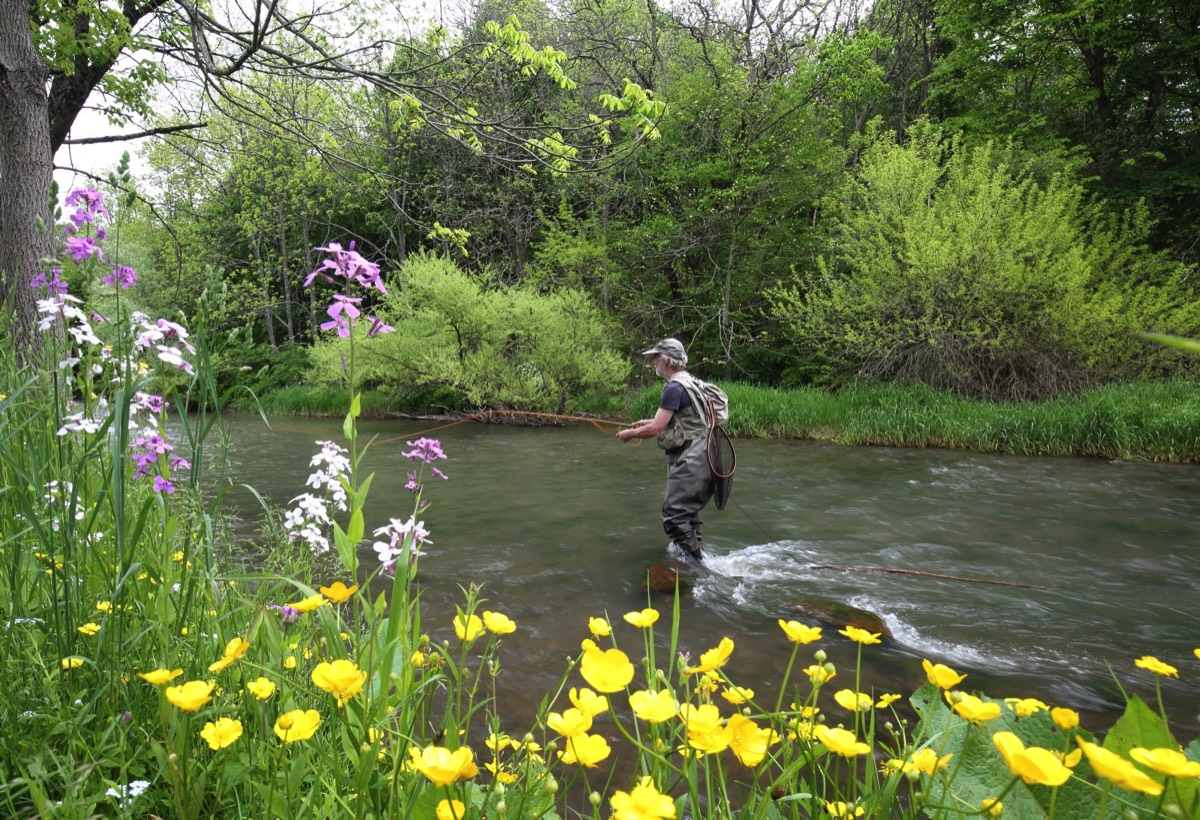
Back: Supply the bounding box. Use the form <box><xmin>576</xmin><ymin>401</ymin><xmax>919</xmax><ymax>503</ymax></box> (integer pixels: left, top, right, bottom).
<box><xmin>642</xmin><ymin>338</ymin><xmax>687</xmax><ymax>376</ymax></box>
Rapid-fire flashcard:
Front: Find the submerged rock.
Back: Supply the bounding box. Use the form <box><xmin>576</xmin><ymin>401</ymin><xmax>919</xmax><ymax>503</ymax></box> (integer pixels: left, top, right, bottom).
<box><xmin>790</xmin><ymin>597</ymin><xmax>891</xmax><ymax>640</ymax></box>
<box><xmin>642</xmin><ymin>562</ymin><xmax>695</xmax><ymax>593</ymax></box>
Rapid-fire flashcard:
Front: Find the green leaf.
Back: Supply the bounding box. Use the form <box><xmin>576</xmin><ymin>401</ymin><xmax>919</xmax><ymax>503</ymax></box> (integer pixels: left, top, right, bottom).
<box><xmin>348</xmin><ymin>508</ymin><xmax>364</xmax><ymax>545</ymax></box>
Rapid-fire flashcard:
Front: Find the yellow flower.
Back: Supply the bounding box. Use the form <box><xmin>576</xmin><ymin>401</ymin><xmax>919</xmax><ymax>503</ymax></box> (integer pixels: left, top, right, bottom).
<box><xmin>274</xmin><ymin>709</ymin><xmax>321</xmax><ymax>743</ymax></box>
<box><xmin>992</xmin><ymin>732</ymin><xmax>1071</xmax><ymax>786</ymax></box>
<box><xmin>139</xmin><ymin>668</ymin><xmax>183</xmax><ymax>685</ymax></box>
<box><xmin>834</xmin><ymin>689</ymin><xmax>874</xmax><ymax>712</ymax></box>
<box><xmin>436</xmin><ymin>799</ymin><xmax>466</xmax><ymax>820</ymax></box>
<box><xmin>319</xmin><ymin>581</ymin><xmax>358</xmax><ymax>603</ymax></box>
<box><xmin>1128</xmin><ymin>747</ymin><xmax>1200</xmax><ymax>778</ymax></box>
<box><xmin>61</xmin><ymin>657</ymin><xmax>84</xmax><ymax>670</ymax></box>
<box><xmin>172</xmin><ymin>550</ymin><xmax>185</xmax><ymax>562</ymax></box>
<box><xmin>245</xmin><ymin>677</ymin><xmax>276</xmax><ymax>700</ymax></box>
<box><xmin>311</xmin><ymin>659</ymin><xmax>367</xmax><ymax>706</ymax></box>
<box><xmin>569</xmin><ymin>687</ymin><xmax>609</xmax><ymax>717</ymax></box>
<box><xmin>288</xmin><ymin>594</ymin><xmax>327</xmax><ymax>613</ymax></box>
<box><xmin>629</xmin><ymin>689</ymin><xmax>678</xmax><ymax>723</ymax></box>
<box><xmin>839</xmin><ymin>625</ymin><xmax>881</xmax><ymax>645</ymax></box>
<box><xmin>623</xmin><ymin>608</ymin><xmax>660</xmax><ymax>628</ymax></box>
<box><xmin>804</xmin><ymin>664</ymin><xmax>836</xmax><ymax>684</ymax></box>
<box><xmin>778</xmin><ymin>619</ymin><xmax>822</xmax><ymax>644</ymax></box>
<box><xmin>547</xmin><ymin>707</ymin><xmax>593</xmax><ymax>737</ymax></box>
<box><xmin>77</xmin><ymin>623</ymin><xmax>101</xmax><ymax>636</ymax></box>
<box><xmin>580</xmin><ymin>640</ymin><xmax>635</xmax><ymax>693</ymax></box>
<box><xmin>588</xmin><ymin>617</ymin><xmax>612</xmax><ymax>637</ymax></box>
<box><xmin>876</xmin><ymin>693</ymin><xmax>901</xmax><ymax>708</ymax></box>
<box><xmin>727</xmin><ymin>713</ymin><xmax>776</xmax><ymax>767</ymax></box>
<box><xmin>1004</xmin><ymin>697</ymin><xmax>1049</xmax><ymax>717</ymax></box>
<box><xmin>409</xmin><ymin>745</ymin><xmax>479</xmax><ymax>786</ymax></box>
<box><xmin>947</xmin><ymin>692</ymin><xmax>1002</xmax><ymax>723</ymax></box>
<box><xmin>208</xmin><ymin>637</ymin><xmax>250</xmax><ymax>673</ymax></box>
<box><xmin>95</xmin><ymin>601</ymin><xmax>112</xmax><ymax>613</ymax></box>
<box><xmin>1077</xmin><ymin>739</ymin><xmax>1162</xmax><ymax>795</ymax></box>
<box><xmin>904</xmin><ymin>747</ymin><xmax>953</xmax><ymax>777</ymax></box>
<box><xmin>922</xmin><ymin>659</ymin><xmax>966</xmax><ymax>689</ymax></box>
<box><xmin>411</xmin><ymin>650</ymin><xmax>426</xmax><ymax>667</ymax></box>
<box><xmin>722</xmin><ymin>685</ymin><xmax>755</xmax><ymax>705</ymax></box>
<box><xmin>200</xmin><ymin>717</ymin><xmax>243</xmax><ymax>750</ymax></box>
<box><xmin>1050</xmin><ymin>707</ymin><xmax>1080</xmax><ymax>730</ymax></box>
<box><xmin>165</xmin><ymin>680</ymin><xmax>216</xmax><ymax>712</ymax></box>
<box><xmin>1134</xmin><ymin>656</ymin><xmax>1178</xmax><ymax>678</ymax></box>
<box><xmin>680</xmin><ymin>703</ymin><xmax>731</xmax><ymax>754</ymax></box>
<box><xmin>453</xmin><ymin>613</ymin><xmax>485</xmax><ymax>642</ymax></box>
<box><xmin>825</xmin><ymin>802</ymin><xmax>865</xmax><ymax>819</ymax></box>
<box><xmin>683</xmin><ymin>637</ymin><xmax>734</xmax><ymax>675</ymax></box>
<box><xmin>485</xmin><ymin>760</ymin><xmax>517</xmax><ymax>784</ymax></box>
<box><xmin>283</xmin><ymin>655</ymin><xmax>297</xmax><ymax>670</ymax></box>
<box><xmin>814</xmin><ymin>725</ymin><xmax>870</xmax><ymax>758</ymax></box>
<box><xmin>482</xmin><ymin>610</ymin><xmax>516</xmax><ymax>634</ymax></box>
<box><xmin>560</xmin><ymin>732</ymin><xmax>611</xmax><ymax>767</ymax></box>
<box><xmin>981</xmin><ymin>797</ymin><xmax>1003</xmax><ymax>817</ymax></box>
<box><xmin>611</xmin><ymin>776</ymin><xmax>675</xmax><ymax>820</ymax></box>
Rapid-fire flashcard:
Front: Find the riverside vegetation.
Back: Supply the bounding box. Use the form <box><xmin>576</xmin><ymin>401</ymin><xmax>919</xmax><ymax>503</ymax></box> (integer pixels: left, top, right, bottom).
<box><xmin>1</xmin><ymin>190</ymin><xmax>1199</xmax><ymax>819</ymax></box>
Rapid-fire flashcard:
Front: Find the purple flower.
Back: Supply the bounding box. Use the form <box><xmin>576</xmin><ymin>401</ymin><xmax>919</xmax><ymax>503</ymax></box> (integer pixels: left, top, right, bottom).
<box><xmin>306</xmin><ymin>241</ymin><xmax>386</xmax><ymax>294</ymax></box>
<box><xmin>64</xmin><ymin>188</ymin><xmax>109</xmax><ymax>230</ymax></box>
<box><xmin>366</xmin><ymin>315</ymin><xmax>395</xmax><ymax>337</ymax></box>
<box><xmin>102</xmin><ymin>265</ymin><xmax>138</xmax><ymax>290</ymax></box>
<box><xmin>152</xmin><ymin>475</ymin><xmax>175</xmax><ymax>494</ymax></box>
<box><xmin>270</xmin><ymin>604</ymin><xmax>300</xmax><ymax>625</ymax></box>
<box><xmin>319</xmin><ymin>294</ymin><xmax>361</xmax><ymax>338</ymax></box>
<box><xmin>64</xmin><ymin>236</ymin><xmax>103</xmax><ymax>262</ymax></box>
<box><xmin>30</xmin><ymin>269</ymin><xmax>68</xmax><ymax>295</ymax></box>
<box><xmin>405</xmin><ymin>470</ymin><xmax>420</xmax><ymax>493</ymax></box>
<box><xmin>402</xmin><ymin>437</ymin><xmax>448</xmax><ymax>466</ymax></box>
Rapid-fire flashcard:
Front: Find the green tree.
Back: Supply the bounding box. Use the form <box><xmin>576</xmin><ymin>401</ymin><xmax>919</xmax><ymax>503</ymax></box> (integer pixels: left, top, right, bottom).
<box><xmin>770</xmin><ymin>121</ymin><xmax>1199</xmax><ymax>399</ymax></box>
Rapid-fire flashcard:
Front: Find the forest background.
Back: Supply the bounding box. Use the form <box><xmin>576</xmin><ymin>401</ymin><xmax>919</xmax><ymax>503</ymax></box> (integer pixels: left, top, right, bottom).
<box><xmin>5</xmin><ymin>0</ymin><xmax>1200</xmax><ymax>418</ymax></box>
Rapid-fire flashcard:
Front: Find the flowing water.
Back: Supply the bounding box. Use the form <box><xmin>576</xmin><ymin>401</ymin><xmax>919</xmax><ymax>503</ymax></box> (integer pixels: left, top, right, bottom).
<box><xmin>214</xmin><ymin>414</ymin><xmax>1200</xmax><ymax>738</ymax></box>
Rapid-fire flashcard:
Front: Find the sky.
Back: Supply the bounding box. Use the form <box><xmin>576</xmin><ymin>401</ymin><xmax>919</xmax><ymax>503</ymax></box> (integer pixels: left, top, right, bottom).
<box><xmin>53</xmin><ymin>106</ymin><xmax>152</xmax><ymax>205</ymax></box>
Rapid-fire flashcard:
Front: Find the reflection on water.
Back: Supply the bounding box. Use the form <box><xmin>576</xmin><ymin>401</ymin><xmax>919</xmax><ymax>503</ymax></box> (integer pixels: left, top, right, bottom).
<box><xmin>213</xmin><ymin>414</ymin><xmax>1200</xmax><ymax>736</ymax></box>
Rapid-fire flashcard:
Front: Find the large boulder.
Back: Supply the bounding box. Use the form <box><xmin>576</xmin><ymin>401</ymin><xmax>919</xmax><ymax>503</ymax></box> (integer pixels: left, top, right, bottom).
<box><xmin>790</xmin><ymin>597</ymin><xmax>891</xmax><ymax>640</ymax></box>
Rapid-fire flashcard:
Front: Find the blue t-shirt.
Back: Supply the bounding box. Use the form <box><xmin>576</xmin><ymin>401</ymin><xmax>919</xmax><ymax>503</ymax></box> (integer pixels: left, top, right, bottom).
<box><xmin>660</xmin><ymin>380</ymin><xmax>692</xmax><ymax>412</ymax></box>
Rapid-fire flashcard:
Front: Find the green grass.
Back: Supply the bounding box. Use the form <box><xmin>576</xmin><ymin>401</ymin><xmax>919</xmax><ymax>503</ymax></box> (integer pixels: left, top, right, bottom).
<box><xmin>629</xmin><ymin>380</ymin><xmax>1200</xmax><ymax>462</ymax></box>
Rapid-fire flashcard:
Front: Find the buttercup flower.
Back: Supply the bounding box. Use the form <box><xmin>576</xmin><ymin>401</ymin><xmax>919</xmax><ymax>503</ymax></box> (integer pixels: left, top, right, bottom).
<box><xmin>947</xmin><ymin>692</ymin><xmax>1002</xmax><ymax>723</ymax></box>
<box><xmin>208</xmin><ymin>637</ymin><xmax>250</xmax><ymax>673</ymax></box>
<box><xmin>1128</xmin><ymin>746</ymin><xmax>1200</xmax><ymax>778</ymax></box>
<box><xmin>727</xmin><ymin>713</ymin><xmax>776</xmax><ymax>766</ymax></box>
<box><xmin>683</xmin><ymin>636</ymin><xmax>734</xmax><ymax>675</ymax></box>
<box><xmin>630</xmin><ymin>688</ymin><xmax>678</xmax><ymax>723</ymax></box>
<box><xmin>580</xmin><ymin>639</ymin><xmax>635</xmax><ymax>693</ymax></box>
<box><xmin>245</xmin><ymin>677</ymin><xmax>276</xmax><ymax>700</ymax></box>
<box><xmin>288</xmin><ymin>594</ymin><xmax>327</xmax><ymax>613</ymax></box>
<box><xmin>77</xmin><ymin>623</ymin><xmax>100</xmax><ymax>636</ymax></box>
<box><xmin>905</xmin><ymin>747</ymin><xmax>953</xmax><ymax>777</ymax></box>
<box><xmin>570</xmin><ymin>687</ymin><xmax>609</xmax><ymax>716</ymax></box>
<box><xmin>409</xmin><ymin>745</ymin><xmax>479</xmax><ymax>786</ymax></box>
<box><xmin>165</xmin><ymin>680</ymin><xmax>215</xmax><ymax>712</ymax></box>
<box><xmin>825</xmin><ymin>803</ymin><xmax>865</xmax><ymax>819</ymax></box>
<box><xmin>876</xmin><ymin>693</ymin><xmax>901</xmax><ymax>708</ymax></box>
<box><xmin>588</xmin><ymin>617</ymin><xmax>612</xmax><ymax>637</ymax></box>
<box><xmin>611</xmin><ymin>776</ymin><xmax>675</xmax><ymax>820</ymax></box>
<box><xmin>547</xmin><ymin>707</ymin><xmax>593</xmax><ymax>737</ymax></box>
<box><xmin>680</xmin><ymin>703</ymin><xmax>732</xmax><ymax>754</ymax></box>
<box><xmin>922</xmin><ymin>659</ymin><xmax>966</xmax><ymax>689</ymax></box>
<box><xmin>1077</xmin><ymin>739</ymin><xmax>1163</xmax><ymax>794</ymax></box>
<box><xmin>804</xmin><ymin>664</ymin><xmax>836</xmax><ymax>684</ymax></box>
<box><xmin>981</xmin><ymin>798</ymin><xmax>1003</xmax><ymax>817</ymax></box>
<box><xmin>274</xmin><ymin>709</ymin><xmax>321</xmax><ymax>743</ymax></box>
<box><xmin>436</xmin><ymin>799</ymin><xmax>466</xmax><ymax>820</ymax></box>
<box><xmin>722</xmin><ymin>685</ymin><xmax>755</xmax><ymax>705</ymax></box>
<box><xmin>1051</xmin><ymin>707</ymin><xmax>1080</xmax><ymax>730</ymax></box>
<box><xmin>1004</xmin><ymin>697</ymin><xmax>1049</xmax><ymax>717</ymax></box>
<box><xmin>482</xmin><ymin>610</ymin><xmax>516</xmax><ymax>634</ymax></box>
<box><xmin>624</xmin><ymin>608</ymin><xmax>660</xmax><ymax>628</ymax></box>
<box><xmin>311</xmin><ymin>659</ymin><xmax>367</xmax><ymax>706</ymax></box>
<box><xmin>839</xmin><ymin>625</ymin><xmax>881</xmax><ymax>645</ymax></box>
<box><xmin>778</xmin><ymin>619</ymin><xmax>822</xmax><ymax>644</ymax></box>
<box><xmin>61</xmin><ymin>657</ymin><xmax>84</xmax><ymax>670</ymax></box>
<box><xmin>454</xmin><ymin>613</ymin><xmax>485</xmax><ymax>641</ymax></box>
<box><xmin>200</xmin><ymin>717</ymin><xmax>243</xmax><ymax>750</ymax></box>
<box><xmin>319</xmin><ymin>581</ymin><xmax>358</xmax><ymax>603</ymax></box>
<box><xmin>834</xmin><ymin>689</ymin><xmax>874</xmax><ymax>712</ymax></box>
<box><xmin>560</xmin><ymin>732</ymin><xmax>611</xmax><ymax>767</ymax></box>
<box><xmin>139</xmin><ymin>668</ymin><xmax>183</xmax><ymax>685</ymax></box>
<box><xmin>814</xmin><ymin>725</ymin><xmax>871</xmax><ymax>757</ymax></box>
<box><xmin>993</xmin><ymin>732</ymin><xmax>1071</xmax><ymax>786</ymax></box>
<box><xmin>1134</xmin><ymin>656</ymin><xmax>1178</xmax><ymax>678</ymax></box>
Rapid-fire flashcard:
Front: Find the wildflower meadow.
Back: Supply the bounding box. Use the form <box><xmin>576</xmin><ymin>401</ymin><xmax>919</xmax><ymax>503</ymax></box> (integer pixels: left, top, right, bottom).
<box><xmin>2</xmin><ymin>187</ymin><xmax>1199</xmax><ymax>818</ymax></box>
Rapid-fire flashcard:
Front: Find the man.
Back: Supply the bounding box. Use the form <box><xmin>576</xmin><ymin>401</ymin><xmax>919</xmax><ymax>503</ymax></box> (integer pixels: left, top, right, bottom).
<box><xmin>616</xmin><ymin>338</ymin><xmax>714</xmax><ymax>561</ymax></box>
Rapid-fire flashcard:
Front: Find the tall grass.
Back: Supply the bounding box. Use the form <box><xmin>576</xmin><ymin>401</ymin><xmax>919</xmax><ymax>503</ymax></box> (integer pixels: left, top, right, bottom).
<box><xmin>630</xmin><ymin>380</ymin><xmax>1200</xmax><ymax>461</ymax></box>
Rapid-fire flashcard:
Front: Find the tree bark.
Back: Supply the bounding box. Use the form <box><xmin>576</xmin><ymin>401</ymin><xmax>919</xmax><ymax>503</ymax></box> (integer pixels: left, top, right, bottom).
<box><xmin>0</xmin><ymin>0</ymin><xmax>53</xmax><ymax>355</ymax></box>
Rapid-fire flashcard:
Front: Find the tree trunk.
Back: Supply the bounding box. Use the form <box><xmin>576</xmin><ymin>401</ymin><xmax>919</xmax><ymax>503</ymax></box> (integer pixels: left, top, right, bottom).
<box><xmin>0</xmin><ymin>0</ymin><xmax>53</xmax><ymax>356</ymax></box>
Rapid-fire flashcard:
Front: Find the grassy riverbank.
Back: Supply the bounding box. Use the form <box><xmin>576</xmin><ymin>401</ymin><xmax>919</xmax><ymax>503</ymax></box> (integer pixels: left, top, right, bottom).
<box><xmin>255</xmin><ymin>380</ymin><xmax>1200</xmax><ymax>462</ymax></box>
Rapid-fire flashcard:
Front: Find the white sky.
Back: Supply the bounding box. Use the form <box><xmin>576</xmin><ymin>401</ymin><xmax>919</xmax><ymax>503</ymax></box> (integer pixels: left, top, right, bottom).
<box><xmin>53</xmin><ymin>106</ymin><xmax>152</xmax><ymax>205</ymax></box>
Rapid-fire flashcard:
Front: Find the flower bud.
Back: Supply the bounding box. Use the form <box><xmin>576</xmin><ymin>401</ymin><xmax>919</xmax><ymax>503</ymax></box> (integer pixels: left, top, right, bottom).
<box><xmin>496</xmin><ymin>801</ymin><xmax>506</xmax><ymax>814</ymax></box>
<box><xmin>359</xmin><ymin>742</ymin><xmax>371</xmax><ymax>756</ymax></box>
<box><xmin>544</xmin><ymin>777</ymin><xmax>559</xmax><ymax>795</ymax></box>
<box><xmin>589</xmin><ymin>792</ymin><xmax>602</xmax><ymax>807</ymax></box>
<box><xmin>814</xmin><ymin>649</ymin><xmax>827</xmax><ymax>663</ymax></box>
<box><xmin>1163</xmin><ymin>807</ymin><xmax>1183</xmax><ymax>819</ymax></box>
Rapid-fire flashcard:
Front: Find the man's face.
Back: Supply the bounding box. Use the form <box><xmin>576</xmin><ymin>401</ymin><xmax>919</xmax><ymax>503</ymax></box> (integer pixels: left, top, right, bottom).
<box><xmin>653</xmin><ymin>355</ymin><xmax>668</xmax><ymax>379</ymax></box>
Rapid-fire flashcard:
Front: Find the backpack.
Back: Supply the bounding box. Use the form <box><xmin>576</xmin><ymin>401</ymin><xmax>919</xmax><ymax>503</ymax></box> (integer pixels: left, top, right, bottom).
<box><xmin>676</xmin><ymin>372</ymin><xmax>729</xmax><ymax>429</ymax></box>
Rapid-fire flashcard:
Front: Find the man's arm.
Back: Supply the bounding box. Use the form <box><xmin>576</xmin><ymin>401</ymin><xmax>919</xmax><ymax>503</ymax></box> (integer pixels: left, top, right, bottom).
<box><xmin>616</xmin><ymin>408</ymin><xmax>674</xmax><ymax>441</ymax></box>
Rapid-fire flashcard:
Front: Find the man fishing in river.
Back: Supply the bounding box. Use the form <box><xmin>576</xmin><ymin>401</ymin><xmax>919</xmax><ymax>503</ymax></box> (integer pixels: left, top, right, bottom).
<box><xmin>616</xmin><ymin>338</ymin><xmax>715</xmax><ymax>562</ymax></box>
